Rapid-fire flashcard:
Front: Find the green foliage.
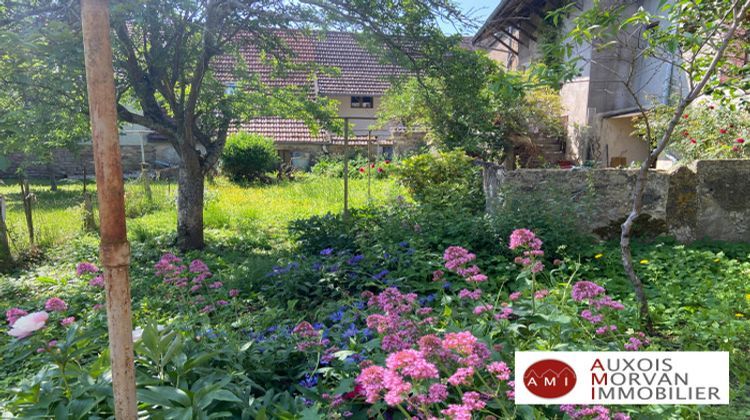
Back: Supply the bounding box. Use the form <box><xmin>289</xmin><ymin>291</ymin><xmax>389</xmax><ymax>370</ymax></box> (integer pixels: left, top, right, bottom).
<box><xmin>395</xmin><ymin>150</ymin><xmax>483</xmax><ymax>211</ymax></box>
<box><xmin>221</xmin><ymin>133</ymin><xmax>280</xmax><ymax>182</ymax></box>
<box><xmin>310</xmin><ymin>154</ymin><xmax>394</xmax><ymax>179</ymax></box>
<box><xmin>634</xmin><ymin>102</ymin><xmax>750</xmax><ymax>160</ymax></box>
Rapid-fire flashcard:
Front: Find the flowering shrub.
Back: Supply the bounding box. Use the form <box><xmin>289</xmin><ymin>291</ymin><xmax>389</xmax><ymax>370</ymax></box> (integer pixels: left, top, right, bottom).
<box><xmin>634</xmin><ymin>101</ymin><xmax>750</xmax><ymax>160</ymax></box>
<box><xmin>311</xmin><ymin>154</ymin><xmax>395</xmax><ymax>179</ymax></box>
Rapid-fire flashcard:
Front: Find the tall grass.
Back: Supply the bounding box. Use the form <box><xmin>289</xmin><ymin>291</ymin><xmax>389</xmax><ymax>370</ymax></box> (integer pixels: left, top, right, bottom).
<box><xmin>0</xmin><ymin>175</ymin><xmax>405</xmax><ymax>257</ymax></box>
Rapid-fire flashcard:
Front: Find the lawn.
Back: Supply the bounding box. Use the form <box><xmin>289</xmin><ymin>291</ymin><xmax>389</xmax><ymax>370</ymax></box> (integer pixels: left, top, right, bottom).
<box><xmin>0</xmin><ymin>175</ymin><xmax>405</xmax><ymax>256</ymax></box>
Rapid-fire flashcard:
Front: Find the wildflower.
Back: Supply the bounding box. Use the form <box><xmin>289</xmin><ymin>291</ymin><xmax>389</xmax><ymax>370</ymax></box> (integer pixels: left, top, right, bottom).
<box><xmin>624</xmin><ymin>337</ymin><xmax>643</xmax><ymax>351</ymax></box>
<box><xmin>190</xmin><ymin>285</ymin><xmax>201</xmax><ymax>293</ymax></box>
<box><xmin>581</xmin><ymin>309</ymin><xmax>604</xmax><ymax>324</ymax></box>
<box><xmin>442</xmin><ymin>331</ymin><xmax>478</xmax><ymax>354</ymax></box>
<box><xmin>506</xmin><ymin>380</ymin><xmax>516</xmax><ymax>400</ymax></box>
<box><xmin>534</xmin><ymin>289</ymin><xmax>549</xmax><ymax>299</ymax></box>
<box><xmin>509</xmin><ymin>228</ymin><xmax>542</xmax><ymax>250</ymax></box>
<box><xmin>208</xmin><ymin>281</ymin><xmax>223</xmax><ymax>289</ymax></box>
<box><xmin>189</xmin><ymin>259</ymin><xmax>210</xmax><ymax>273</ymax></box>
<box><xmin>458</xmin><ymin>288</ymin><xmax>482</xmax><ymax>300</ymax></box>
<box><xmin>320</xmin><ymin>248</ymin><xmax>334</xmax><ymax>256</ymax></box>
<box><xmin>216</xmin><ymin>300</ymin><xmax>229</xmax><ymax>306</ymax></box>
<box><xmin>229</xmin><ymin>288</ymin><xmax>240</xmax><ymax>297</ymax></box>
<box><xmin>531</xmin><ymin>261</ymin><xmax>544</xmax><ymax>273</ymax></box>
<box><xmin>200</xmin><ymin>304</ymin><xmax>215</xmax><ymax>313</ymax></box>
<box><xmin>427</xmin><ymin>383</ymin><xmax>448</xmax><ymax>403</ymax></box>
<box><xmin>447</xmin><ymin>366</ymin><xmax>474</xmax><ymax>386</ymax></box>
<box><xmin>572</xmin><ymin>281</ymin><xmax>606</xmax><ymax>301</ymax></box>
<box><xmin>6</xmin><ymin>308</ymin><xmax>28</xmax><ymax>326</ymax></box>
<box><xmin>594</xmin><ymin>253</ymin><xmax>603</xmax><ymax>259</ymax></box>
<box><xmin>640</xmin><ymin>259</ymin><xmax>649</xmax><ymax>264</ymax></box>
<box><xmin>8</xmin><ymin>312</ymin><xmax>48</xmax><ymax>338</ymax></box>
<box><xmin>377</xmin><ymin>167</ymin><xmax>384</xmax><ymax>173</ymax></box>
<box><xmin>737</xmin><ymin>138</ymin><xmax>745</xmax><ymax>144</ymax></box>
<box><xmin>745</xmin><ymin>293</ymin><xmax>750</xmax><ymax>301</ymax></box>
<box><xmin>682</xmin><ymin>130</ymin><xmax>689</xmax><ymax>136</ymax></box>
<box><xmin>76</xmin><ymin>262</ymin><xmax>99</xmax><ymax>276</ymax></box>
<box><xmin>88</xmin><ymin>275</ymin><xmax>105</xmax><ymax>288</ymax></box>
<box><xmin>358</xmin><ymin>167</ymin><xmax>365</xmax><ymax>173</ymax></box>
<box><xmin>443</xmin><ymin>246</ymin><xmax>476</xmax><ymax>271</ymax></box>
<box><xmin>299</xmin><ymin>374</ymin><xmax>319</xmax><ymax>388</ymax></box>
<box><xmin>487</xmin><ymin>361</ymin><xmax>511</xmax><ymax>381</ymax></box>
<box><xmin>473</xmin><ymin>304</ymin><xmax>493</xmax><ymax>315</ymax></box>
<box><xmin>683</xmin><ymin>114</ymin><xmax>689</xmax><ymax>119</ymax></box>
<box><xmin>509</xmin><ymin>291</ymin><xmax>521</xmax><ymax>301</ymax></box>
<box><xmin>720</xmin><ymin>128</ymin><xmax>728</xmax><ymax>134</ymax></box>
<box><xmin>432</xmin><ymin>270</ymin><xmax>445</xmax><ymax>281</ymax></box>
<box><xmin>553</xmin><ymin>259</ymin><xmax>562</xmax><ymax>266</ymax></box>
<box><xmin>495</xmin><ymin>307</ymin><xmax>513</xmax><ymax>320</ymax></box>
<box><xmin>60</xmin><ymin>316</ymin><xmax>75</xmax><ymax>327</ymax></box>
<box><xmin>348</xmin><ymin>254</ymin><xmax>364</xmax><ymax>265</ymax></box>
<box><xmin>386</xmin><ymin>349</ymin><xmax>439</xmax><ymax>379</ymax></box>
<box><xmin>45</xmin><ymin>297</ymin><xmax>68</xmax><ymax>312</ymax></box>
<box><xmin>461</xmin><ymin>391</ymin><xmax>486</xmax><ymax>410</ymax></box>
<box><xmin>370</xmin><ymin>163</ymin><xmax>375</xmax><ymax>168</ymax></box>
<box><xmin>690</xmin><ymin>138</ymin><xmax>697</xmax><ymax>144</ymax></box>
<box><xmin>382</xmin><ymin>370</ymin><xmax>411</xmax><ymax>405</ymax></box>
<box><xmin>737</xmin><ymin>313</ymin><xmax>745</xmax><ymax>318</ymax></box>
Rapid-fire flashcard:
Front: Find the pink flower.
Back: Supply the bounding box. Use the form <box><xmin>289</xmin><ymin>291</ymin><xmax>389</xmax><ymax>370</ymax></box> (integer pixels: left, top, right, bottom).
<box><xmin>472</xmin><ymin>304</ymin><xmax>493</xmax><ymax>315</ymax></box>
<box><xmin>189</xmin><ymin>259</ymin><xmax>210</xmax><ymax>273</ymax></box>
<box><xmin>534</xmin><ymin>289</ymin><xmax>549</xmax><ymax>299</ymax></box>
<box><xmin>60</xmin><ymin>316</ymin><xmax>75</xmax><ymax>327</ymax></box>
<box><xmin>386</xmin><ymin>349</ymin><xmax>439</xmax><ymax>379</ymax></box>
<box><xmin>509</xmin><ymin>228</ymin><xmax>542</xmax><ymax>250</ymax></box>
<box><xmin>427</xmin><ymin>383</ymin><xmax>448</xmax><ymax>403</ymax></box>
<box><xmin>292</xmin><ymin>321</ymin><xmax>319</xmax><ymax>338</ymax></box>
<box><xmin>88</xmin><ymin>275</ymin><xmax>105</xmax><ymax>288</ymax></box>
<box><xmin>581</xmin><ymin>309</ymin><xmax>604</xmax><ymax>324</ymax></box>
<box><xmin>494</xmin><ymin>307</ymin><xmax>513</xmax><ymax>320</ymax></box>
<box><xmin>45</xmin><ymin>297</ymin><xmax>68</xmax><ymax>312</ymax></box>
<box><xmin>447</xmin><ymin>366</ymin><xmax>474</xmax><ymax>386</ymax></box>
<box><xmin>208</xmin><ymin>281</ymin><xmax>223</xmax><ymax>289</ymax></box>
<box><xmin>466</xmin><ymin>273</ymin><xmax>488</xmax><ymax>282</ymax></box>
<box><xmin>509</xmin><ymin>291</ymin><xmax>521</xmax><ymax>301</ymax></box>
<box><xmin>6</xmin><ymin>308</ymin><xmax>28</xmax><ymax>326</ymax></box>
<box><xmin>442</xmin><ymin>404</ymin><xmax>472</xmax><ymax>420</ymax></box>
<box><xmin>443</xmin><ymin>246</ymin><xmax>476</xmax><ymax>271</ymax></box>
<box><xmin>737</xmin><ymin>138</ymin><xmax>745</xmax><ymax>144</ymax></box>
<box><xmin>190</xmin><ymin>285</ymin><xmax>201</xmax><ymax>293</ymax></box>
<box><xmin>458</xmin><ymin>288</ymin><xmax>481</xmax><ymax>300</ymax></box>
<box><xmin>229</xmin><ymin>289</ymin><xmax>239</xmax><ymax>297</ymax></box>
<box><xmin>76</xmin><ymin>262</ymin><xmax>99</xmax><ymax>276</ymax></box>
<box><xmin>382</xmin><ymin>370</ymin><xmax>411</xmax><ymax>406</ymax></box>
<box><xmin>8</xmin><ymin>311</ymin><xmax>48</xmax><ymax>338</ymax></box>
<box><xmin>200</xmin><ymin>305</ymin><xmax>215</xmax><ymax>313</ymax></box>
<box><xmin>571</xmin><ymin>281</ymin><xmax>605</xmax><ymax>301</ymax></box>
<box><xmin>720</xmin><ymin>128</ymin><xmax>728</xmax><ymax>134</ymax></box>
<box><xmin>461</xmin><ymin>391</ymin><xmax>486</xmax><ymax>410</ymax></box>
<box><xmin>216</xmin><ymin>300</ymin><xmax>229</xmax><ymax>306</ymax></box>
<box><xmin>442</xmin><ymin>331</ymin><xmax>478</xmax><ymax>355</ymax></box>
<box><xmin>506</xmin><ymin>380</ymin><xmax>516</xmax><ymax>400</ymax></box>
<box><xmin>487</xmin><ymin>361</ymin><xmax>512</xmax><ymax>381</ymax></box>
<box><xmin>356</xmin><ymin>365</ymin><xmax>387</xmax><ymax>403</ymax></box>
<box><xmin>432</xmin><ymin>269</ymin><xmax>444</xmax><ymax>281</ymax></box>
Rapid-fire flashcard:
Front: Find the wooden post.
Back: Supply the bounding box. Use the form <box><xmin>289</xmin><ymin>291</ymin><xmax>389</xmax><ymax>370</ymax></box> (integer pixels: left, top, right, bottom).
<box><xmin>367</xmin><ymin>130</ymin><xmax>371</xmax><ymax>204</ymax></box>
<box><xmin>20</xmin><ymin>177</ymin><xmax>34</xmax><ymax>249</ymax></box>
<box><xmin>80</xmin><ymin>0</ymin><xmax>137</xmax><ymax>418</ymax></box>
<box><xmin>343</xmin><ymin>118</ymin><xmax>349</xmax><ymax>221</ymax></box>
<box><xmin>0</xmin><ymin>194</ymin><xmax>12</xmax><ymax>271</ymax></box>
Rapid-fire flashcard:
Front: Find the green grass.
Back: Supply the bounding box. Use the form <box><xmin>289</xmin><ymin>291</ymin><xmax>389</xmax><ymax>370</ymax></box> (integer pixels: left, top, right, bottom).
<box><xmin>0</xmin><ymin>175</ymin><xmax>405</xmax><ymax>259</ymax></box>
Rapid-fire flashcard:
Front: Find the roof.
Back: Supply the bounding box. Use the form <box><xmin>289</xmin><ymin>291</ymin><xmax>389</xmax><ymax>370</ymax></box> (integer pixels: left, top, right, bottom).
<box><xmin>472</xmin><ymin>0</ymin><xmax>549</xmax><ymax>45</ymax></box>
<box><xmin>236</xmin><ymin>117</ymin><xmax>394</xmax><ymax>146</ymax></box>
<box><xmin>213</xmin><ymin>31</ymin><xmax>406</xmax><ymax>96</ymax></box>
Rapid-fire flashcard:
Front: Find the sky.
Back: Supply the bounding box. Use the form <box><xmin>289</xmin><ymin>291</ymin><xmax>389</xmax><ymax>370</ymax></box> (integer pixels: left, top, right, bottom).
<box><xmin>440</xmin><ymin>0</ymin><xmax>496</xmax><ymax>35</ymax></box>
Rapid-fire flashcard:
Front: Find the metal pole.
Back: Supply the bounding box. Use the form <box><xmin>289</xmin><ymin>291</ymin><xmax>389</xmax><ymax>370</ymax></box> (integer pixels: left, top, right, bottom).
<box><xmin>343</xmin><ymin>118</ymin><xmax>349</xmax><ymax>220</ymax></box>
<box><xmin>80</xmin><ymin>1</ymin><xmax>137</xmax><ymax>418</ymax></box>
<box><xmin>367</xmin><ymin>130</ymin><xmax>371</xmax><ymax>204</ymax></box>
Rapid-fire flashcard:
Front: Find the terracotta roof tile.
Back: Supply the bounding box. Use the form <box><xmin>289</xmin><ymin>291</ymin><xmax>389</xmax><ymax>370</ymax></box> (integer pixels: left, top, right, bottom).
<box><xmin>236</xmin><ymin>117</ymin><xmax>394</xmax><ymax>145</ymax></box>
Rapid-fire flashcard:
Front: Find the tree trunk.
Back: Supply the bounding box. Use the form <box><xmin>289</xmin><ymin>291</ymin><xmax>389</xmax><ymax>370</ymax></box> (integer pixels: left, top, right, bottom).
<box><xmin>48</xmin><ymin>164</ymin><xmax>58</xmax><ymax>192</ymax></box>
<box><xmin>176</xmin><ymin>151</ymin><xmax>205</xmax><ymax>250</ymax></box>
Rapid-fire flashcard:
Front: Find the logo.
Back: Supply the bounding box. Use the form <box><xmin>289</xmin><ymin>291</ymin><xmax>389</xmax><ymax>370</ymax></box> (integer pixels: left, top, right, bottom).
<box><xmin>523</xmin><ymin>359</ymin><xmax>577</xmax><ymax>398</ymax></box>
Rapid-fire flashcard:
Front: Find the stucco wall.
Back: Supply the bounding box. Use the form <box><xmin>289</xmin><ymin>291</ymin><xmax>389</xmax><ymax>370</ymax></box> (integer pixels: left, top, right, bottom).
<box><xmin>482</xmin><ymin>160</ymin><xmax>750</xmax><ymax>243</ymax></box>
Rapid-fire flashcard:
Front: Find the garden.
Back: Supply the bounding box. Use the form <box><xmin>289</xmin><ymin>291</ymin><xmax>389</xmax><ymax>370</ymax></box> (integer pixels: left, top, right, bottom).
<box><xmin>1</xmin><ymin>151</ymin><xmax>749</xmax><ymax>419</ymax></box>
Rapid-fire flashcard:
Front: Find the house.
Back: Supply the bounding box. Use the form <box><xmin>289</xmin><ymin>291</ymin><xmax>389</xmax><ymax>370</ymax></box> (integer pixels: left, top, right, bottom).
<box><xmin>473</xmin><ymin>0</ymin><xmax>683</xmax><ymax>168</ymax></box>
<box><xmin>212</xmin><ymin>31</ymin><xmax>421</xmax><ymax>169</ymax></box>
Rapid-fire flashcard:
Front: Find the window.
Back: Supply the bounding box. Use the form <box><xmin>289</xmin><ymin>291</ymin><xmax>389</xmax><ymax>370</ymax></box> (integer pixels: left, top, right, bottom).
<box><xmin>351</xmin><ymin>96</ymin><xmax>374</xmax><ymax>109</ymax></box>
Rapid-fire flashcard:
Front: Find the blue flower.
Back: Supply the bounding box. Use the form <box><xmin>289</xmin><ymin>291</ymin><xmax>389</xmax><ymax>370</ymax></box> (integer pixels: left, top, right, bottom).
<box><xmin>299</xmin><ymin>374</ymin><xmax>319</xmax><ymax>388</ymax></box>
<box><xmin>313</xmin><ymin>322</ymin><xmax>324</xmax><ymax>331</ymax></box>
<box><xmin>419</xmin><ymin>294</ymin><xmax>436</xmax><ymax>306</ymax></box>
<box><xmin>329</xmin><ymin>309</ymin><xmax>345</xmax><ymax>323</ymax></box>
<box><xmin>312</xmin><ymin>261</ymin><xmax>322</xmax><ymax>271</ymax></box>
<box><xmin>348</xmin><ymin>254</ymin><xmax>364</xmax><ymax>265</ymax></box>
<box><xmin>361</xmin><ymin>328</ymin><xmax>374</xmax><ymax>341</ymax></box>
<box><xmin>372</xmin><ymin>269</ymin><xmax>390</xmax><ymax>281</ymax></box>
<box><xmin>354</xmin><ymin>301</ymin><xmax>365</xmax><ymax>310</ymax></box>
<box><xmin>443</xmin><ymin>281</ymin><xmax>452</xmax><ymax>289</ymax></box>
<box><xmin>328</xmin><ymin>263</ymin><xmax>340</xmax><ymax>273</ymax></box>
<box><xmin>205</xmin><ymin>328</ymin><xmax>218</xmax><ymax>340</ymax></box>
<box><xmin>398</xmin><ymin>241</ymin><xmax>409</xmax><ymax>247</ymax></box>
<box><xmin>320</xmin><ymin>248</ymin><xmax>334</xmax><ymax>256</ymax></box>
<box><xmin>342</xmin><ymin>323</ymin><xmax>358</xmax><ymax>339</ymax></box>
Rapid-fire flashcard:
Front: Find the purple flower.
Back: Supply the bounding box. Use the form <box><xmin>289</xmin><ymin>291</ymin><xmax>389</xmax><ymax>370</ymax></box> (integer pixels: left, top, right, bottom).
<box><xmin>76</xmin><ymin>262</ymin><xmax>99</xmax><ymax>276</ymax></box>
<box><xmin>61</xmin><ymin>316</ymin><xmax>75</xmax><ymax>327</ymax></box>
<box><xmin>208</xmin><ymin>281</ymin><xmax>223</xmax><ymax>289</ymax></box>
<box><xmin>44</xmin><ymin>298</ymin><xmax>68</xmax><ymax>312</ymax></box>
<box><xmin>88</xmin><ymin>275</ymin><xmax>105</xmax><ymax>288</ymax></box>
<box><xmin>216</xmin><ymin>300</ymin><xmax>229</xmax><ymax>306</ymax></box>
<box><xmin>509</xmin><ymin>229</ymin><xmax>542</xmax><ymax>251</ymax></box>
<box><xmin>229</xmin><ymin>289</ymin><xmax>239</xmax><ymax>298</ymax></box>
<box><xmin>320</xmin><ymin>248</ymin><xmax>334</xmax><ymax>256</ymax></box>
<box><xmin>6</xmin><ymin>308</ymin><xmax>28</xmax><ymax>326</ymax></box>
<box><xmin>189</xmin><ymin>259</ymin><xmax>210</xmax><ymax>274</ymax></box>
<box><xmin>571</xmin><ymin>281</ymin><xmax>606</xmax><ymax>302</ymax></box>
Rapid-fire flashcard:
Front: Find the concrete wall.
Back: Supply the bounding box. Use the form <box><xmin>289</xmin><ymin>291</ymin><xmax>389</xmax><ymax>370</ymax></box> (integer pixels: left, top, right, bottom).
<box><xmin>482</xmin><ymin>160</ymin><xmax>750</xmax><ymax>243</ymax></box>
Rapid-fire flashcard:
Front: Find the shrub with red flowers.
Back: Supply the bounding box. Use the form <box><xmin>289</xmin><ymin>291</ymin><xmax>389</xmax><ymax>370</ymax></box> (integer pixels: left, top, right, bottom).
<box><xmin>635</xmin><ymin>101</ymin><xmax>750</xmax><ymax>160</ymax></box>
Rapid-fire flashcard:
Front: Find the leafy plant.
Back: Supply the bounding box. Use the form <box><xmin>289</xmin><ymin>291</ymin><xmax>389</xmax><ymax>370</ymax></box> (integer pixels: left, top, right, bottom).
<box><xmin>221</xmin><ymin>133</ymin><xmax>281</xmax><ymax>183</ymax></box>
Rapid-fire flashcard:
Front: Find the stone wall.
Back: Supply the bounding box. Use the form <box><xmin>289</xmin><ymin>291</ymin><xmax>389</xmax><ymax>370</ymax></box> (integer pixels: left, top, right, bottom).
<box><xmin>482</xmin><ymin>160</ymin><xmax>750</xmax><ymax>243</ymax></box>
<box><xmin>1</xmin><ymin>143</ymin><xmax>177</xmax><ymax>179</ymax></box>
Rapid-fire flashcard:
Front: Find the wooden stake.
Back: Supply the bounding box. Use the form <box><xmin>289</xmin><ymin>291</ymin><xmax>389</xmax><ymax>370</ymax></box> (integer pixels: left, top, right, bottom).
<box><xmin>80</xmin><ymin>0</ymin><xmax>137</xmax><ymax>417</ymax></box>
<box><xmin>343</xmin><ymin>118</ymin><xmax>349</xmax><ymax>221</ymax></box>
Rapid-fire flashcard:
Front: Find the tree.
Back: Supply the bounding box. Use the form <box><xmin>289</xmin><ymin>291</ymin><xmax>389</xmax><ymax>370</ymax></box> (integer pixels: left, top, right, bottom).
<box><xmin>1</xmin><ymin>0</ymin><xmax>465</xmax><ymax>250</ymax></box>
<box><xmin>566</xmin><ymin>0</ymin><xmax>750</xmax><ymax>330</ymax></box>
